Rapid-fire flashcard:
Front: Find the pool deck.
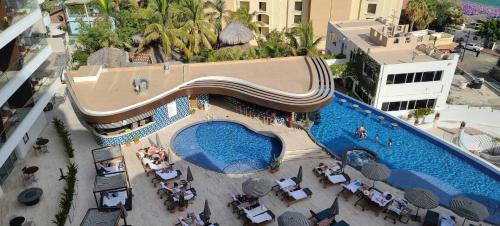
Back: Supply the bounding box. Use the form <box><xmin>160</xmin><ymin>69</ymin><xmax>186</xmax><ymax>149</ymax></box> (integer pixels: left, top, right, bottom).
<box><xmin>0</xmin><ymin>87</ymin><xmax>496</xmax><ymax>226</ymax></box>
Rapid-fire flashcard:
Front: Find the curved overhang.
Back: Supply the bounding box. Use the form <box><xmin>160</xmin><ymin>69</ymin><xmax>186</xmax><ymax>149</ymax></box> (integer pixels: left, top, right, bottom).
<box><xmin>67</xmin><ymin>56</ymin><xmax>334</xmax><ymax>124</ymax></box>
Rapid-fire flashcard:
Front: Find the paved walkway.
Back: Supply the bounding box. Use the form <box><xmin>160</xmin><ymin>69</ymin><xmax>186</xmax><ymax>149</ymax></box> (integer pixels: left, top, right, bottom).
<box><xmin>2</xmin><ymin>86</ymin><xmax>494</xmax><ymax>226</ymax></box>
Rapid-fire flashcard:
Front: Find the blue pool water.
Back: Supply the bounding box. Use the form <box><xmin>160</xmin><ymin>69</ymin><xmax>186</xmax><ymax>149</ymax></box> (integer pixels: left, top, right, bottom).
<box><xmin>172</xmin><ymin>121</ymin><xmax>283</xmax><ymax>173</ymax></box>
<box><xmin>311</xmin><ymin>92</ymin><xmax>500</xmax><ymax>223</ymax></box>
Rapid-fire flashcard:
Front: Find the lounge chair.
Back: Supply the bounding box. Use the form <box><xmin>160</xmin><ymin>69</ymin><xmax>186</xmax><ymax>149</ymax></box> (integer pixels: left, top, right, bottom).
<box><xmin>322</xmin><ymin>172</ymin><xmax>350</xmax><ymax>188</ymax></box>
<box><xmin>229</xmin><ymin>194</ymin><xmax>259</xmax><ymax>214</ymax></box>
<box><xmin>423</xmin><ymin>210</ymin><xmax>456</xmax><ymax>226</ymax></box>
<box><xmin>273</xmin><ymin>177</ymin><xmax>300</xmax><ymax>195</ymax></box>
<box><xmin>152</xmin><ymin>169</ymin><xmax>182</xmax><ymax>187</ymax></box>
<box><xmin>282</xmin><ymin>187</ymin><xmax>312</xmax><ymax>206</ymax></box>
<box><xmin>166</xmin><ymin>188</ymin><xmax>197</xmax><ymax>205</ymax></box>
<box><xmin>354</xmin><ymin>188</ymin><xmax>393</xmax><ymax>216</ymax></box>
<box><xmin>309</xmin><ymin>208</ymin><xmax>334</xmax><ymax>222</ymax></box>
<box><xmin>313</xmin><ymin>162</ymin><xmax>342</xmax><ymax>177</ymax></box>
<box><xmin>331</xmin><ymin>220</ymin><xmax>350</xmax><ymax>226</ymax></box>
<box><xmin>384</xmin><ymin>197</ymin><xmax>412</xmax><ymax>224</ymax></box>
<box><xmin>338</xmin><ymin>179</ymin><xmax>363</xmax><ymax>201</ymax></box>
<box><xmin>157</xmin><ymin>180</ymin><xmax>187</xmax><ymax>199</ymax></box>
<box><xmin>243</xmin><ymin>205</ymin><xmax>275</xmax><ymax>225</ymax></box>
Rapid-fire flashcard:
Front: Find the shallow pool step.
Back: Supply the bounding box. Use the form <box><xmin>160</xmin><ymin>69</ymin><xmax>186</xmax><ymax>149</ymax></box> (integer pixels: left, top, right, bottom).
<box><xmin>283</xmin><ymin>148</ymin><xmax>331</xmax><ymax>161</ymax></box>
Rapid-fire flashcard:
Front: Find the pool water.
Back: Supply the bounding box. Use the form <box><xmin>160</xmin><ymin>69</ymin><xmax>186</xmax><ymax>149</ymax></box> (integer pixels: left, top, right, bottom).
<box><xmin>311</xmin><ymin>92</ymin><xmax>500</xmax><ymax>223</ymax></box>
<box><xmin>172</xmin><ymin>121</ymin><xmax>283</xmax><ymax>173</ymax></box>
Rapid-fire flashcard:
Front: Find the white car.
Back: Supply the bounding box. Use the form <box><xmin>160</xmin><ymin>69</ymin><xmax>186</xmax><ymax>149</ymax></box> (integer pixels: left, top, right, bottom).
<box><xmin>462</xmin><ymin>43</ymin><xmax>484</xmax><ymax>52</ymax></box>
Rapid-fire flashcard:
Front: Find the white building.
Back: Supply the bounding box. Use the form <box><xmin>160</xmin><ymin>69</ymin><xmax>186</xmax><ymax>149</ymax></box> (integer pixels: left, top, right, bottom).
<box><xmin>0</xmin><ymin>0</ymin><xmax>66</xmax><ymax>196</ymax></box>
<box><xmin>325</xmin><ymin>19</ymin><xmax>459</xmax><ymax>117</ymax></box>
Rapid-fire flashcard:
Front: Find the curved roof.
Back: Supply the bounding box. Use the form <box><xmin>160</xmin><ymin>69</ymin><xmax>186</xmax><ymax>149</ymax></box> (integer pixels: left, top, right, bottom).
<box><xmin>67</xmin><ymin>57</ymin><xmax>334</xmax><ymax>123</ymax></box>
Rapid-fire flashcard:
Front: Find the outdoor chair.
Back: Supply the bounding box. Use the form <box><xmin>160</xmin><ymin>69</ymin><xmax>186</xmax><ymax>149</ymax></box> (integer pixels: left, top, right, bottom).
<box><xmin>151</xmin><ymin>169</ymin><xmax>182</xmax><ymax>187</ymax></box>
<box><xmin>282</xmin><ymin>187</ymin><xmax>312</xmax><ymax>206</ymax></box>
<box><xmin>338</xmin><ymin>180</ymin><xmax>363</xmax><ymax>201</ymax></box>
<box><xmin>309</xmin><ymin>208</ymin><xmax>334</xmax><ymax>222</ymax></box>
<box><xmin>321</xmin><ymin>172</ymin><xmax>350</xmax><ymax>188</ymax></box>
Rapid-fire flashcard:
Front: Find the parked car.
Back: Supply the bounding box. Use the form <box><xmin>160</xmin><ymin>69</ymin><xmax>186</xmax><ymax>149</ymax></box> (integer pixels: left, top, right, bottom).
<box><xmin>461</xmin><ymin>43</ymin><xmax>484</xmax><ymax>52</ymax></box>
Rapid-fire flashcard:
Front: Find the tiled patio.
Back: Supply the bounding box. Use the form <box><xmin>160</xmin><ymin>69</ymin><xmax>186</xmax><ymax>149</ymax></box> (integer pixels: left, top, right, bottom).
<box><xmin>0</xmin><ymin>87</ymin><xmax>495</xmax><ymax>226</ymax></box>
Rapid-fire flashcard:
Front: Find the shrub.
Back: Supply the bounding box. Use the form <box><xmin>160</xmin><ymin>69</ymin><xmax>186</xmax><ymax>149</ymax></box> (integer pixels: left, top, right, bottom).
<box><xmin>412</xmin><ymin>108</ymin><xmax>433</xmax><ymax>118</ymax></box>
<box><xmin>53</xmin><ymin>118</ymin><xmax>74</xmax><ymax>158</ymax></box>
<box><xmin>72</xmin><ymin>50</ymin><xmax>89</xmax><ymax>69</ymax></box>
<box><xmin>52</xmin><ymin>163</ymin><xmax>78</xmax><ymax>226</ymax></box>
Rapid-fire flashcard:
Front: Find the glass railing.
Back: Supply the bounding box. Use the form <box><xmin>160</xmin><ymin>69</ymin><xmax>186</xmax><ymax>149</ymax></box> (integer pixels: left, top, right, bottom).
<box><xmin>0</xmin><ymin>56</ymin><xmax>63</xmax><ymax>148</ymax></box>
<box><xmin>0</xmin><ymin>0</ymin><xmax>39</xmax><ymax>33</ymax></box>
<box><xmin>0</xmin><ymin>37</ymin><xmax>49</xmax><ymax>90</ymax></box>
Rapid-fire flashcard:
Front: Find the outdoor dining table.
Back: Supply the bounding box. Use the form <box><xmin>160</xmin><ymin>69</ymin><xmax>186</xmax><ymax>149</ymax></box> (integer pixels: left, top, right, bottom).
<box><xmin>22</xmin><ymin>166</ymin><xmax>39</xmax><ymax>184</ymax></box>
<box><xmin>9</xmin><ymin>216</ymin><xmax>25</xmax><ymax>226</ymax></box>
<box><xmin>18</xmin><ymin>187</ymin><xmax>43</xmax><ymax>206</ymax></box>
<box><xmin>35</xmin><ymin>138</ymin><xmax>49</xmax><ymax>146</ymax></box>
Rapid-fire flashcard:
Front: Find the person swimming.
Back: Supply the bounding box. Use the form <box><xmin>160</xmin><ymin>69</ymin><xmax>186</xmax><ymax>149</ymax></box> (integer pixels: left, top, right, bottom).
<box><xmin>388</xmin><ymin>139</ymin><xmax>393</xmax><ymax>148</ymax></box>
<box><xmin>375</xmin><ymin>132</ymin><xmax>379</xmax><ymax>142</ymax></box>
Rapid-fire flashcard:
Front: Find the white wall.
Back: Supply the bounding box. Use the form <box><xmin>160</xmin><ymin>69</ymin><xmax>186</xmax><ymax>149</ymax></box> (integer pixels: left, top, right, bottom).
<box><xmin>15</xmin><ymin>113</ymin><xmax>48</xmax><ymax>158</ymax></box>
<box><xmin>0</xmin><ymin>9</ymin><xmax>43</xmax><ymax>49</ymax></box>
<box><xmin>375</xmin><ymin>55</ymin><xmax>459</xmax><ymax>116</ymax></box>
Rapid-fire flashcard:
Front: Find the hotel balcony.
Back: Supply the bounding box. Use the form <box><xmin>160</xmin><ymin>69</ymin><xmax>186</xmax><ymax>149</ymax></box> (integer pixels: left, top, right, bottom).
<box><xmin>0</xmin><ymin>52</ymin><xmax>64</xmax><ymax>153</ymax></box>
<box><xmin>0</xmin><ymin>37</ymin><xmax>52</xmax><ymax>103</ymax></box>
<box><xmin>0</xmin><ymin>0</ymin><xmax>42</xmax><ymax>48</ymax></box>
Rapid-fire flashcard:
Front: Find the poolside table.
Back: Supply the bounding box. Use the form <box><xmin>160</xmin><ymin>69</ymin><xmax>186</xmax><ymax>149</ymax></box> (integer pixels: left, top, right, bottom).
<box><xmin>9</xmin><ymin>216</ymin><xmax>25</xmax><ymax>226</ymax></box>
<box><xmin>18</xmin><ymin>187</ymin><xmax>43</xmax><ymax>206</ymax></box>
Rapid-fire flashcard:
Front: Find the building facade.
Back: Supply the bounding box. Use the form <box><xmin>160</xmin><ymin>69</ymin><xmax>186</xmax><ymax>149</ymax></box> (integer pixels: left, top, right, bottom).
<box><xmin>326</xmin><ymin>20</ymin><xmax>459</xmax><ymax>117</ymax></box>
<box><xmin>225</xmin><ymin>0</ymin><xmax>403</xmax><ymax>41</ymax></box>
<box><xmin>0</xmin><ymin>0</ymin><xmax>65</xmax><ymax>196</ymax></box>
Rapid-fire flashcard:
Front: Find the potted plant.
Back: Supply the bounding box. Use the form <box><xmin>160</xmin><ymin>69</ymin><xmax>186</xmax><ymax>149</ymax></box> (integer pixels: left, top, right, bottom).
<box><xmin>189</xmin><ymin>109</ymin><xmax>196</xmax><ymax>115</ymax></box>
<box><xmin>178</xmin><ymin>195</ymin><xmax>187</xmax><ymax>211</ymax></box>
<box><xmin>133</xmin><ymin>135</ymin><xmax>140</xmax><ymax>144</ymax></box>
<box><xmin>167</xmin><ymin>197</ymin><xmax>176</xmax><ymax>213</ymax></box>
<box><xmin>407</xmin><ymin>113</ymin><xmax>413</xmax><ymax>122</ymax></box>
<box><xmin>269</xmin><ymin>155</ymin><xmax>281</xmax><ymax>173</ymax></box>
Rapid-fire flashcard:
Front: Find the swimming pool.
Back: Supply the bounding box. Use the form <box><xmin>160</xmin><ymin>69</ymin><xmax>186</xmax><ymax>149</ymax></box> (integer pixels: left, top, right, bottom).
<box><xmin>172</xmin><ymin>120</ymin><xmax>283</xmax><ymax>173</ymax></box>
<box><xmin>311</xmin><ymin>92</ymin><xmax>500</xmax><ymax>223</ymax></box>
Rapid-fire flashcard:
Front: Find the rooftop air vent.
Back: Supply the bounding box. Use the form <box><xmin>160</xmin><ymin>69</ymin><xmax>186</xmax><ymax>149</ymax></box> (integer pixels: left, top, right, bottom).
<box><xmin>133</xmin><ymin>78</ymin><xmax>149</xmax><ymax>93</ymax></box>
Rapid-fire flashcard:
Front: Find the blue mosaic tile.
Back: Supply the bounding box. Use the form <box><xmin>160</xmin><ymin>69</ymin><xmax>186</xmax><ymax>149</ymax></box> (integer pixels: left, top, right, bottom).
<box><xmin>95</xmin><ymin>96</ymin><xmax>190</xmax><ymax>146</ymax></box>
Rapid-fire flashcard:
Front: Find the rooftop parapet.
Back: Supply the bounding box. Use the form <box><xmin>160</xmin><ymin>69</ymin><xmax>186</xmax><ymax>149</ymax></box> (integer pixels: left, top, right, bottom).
<box><xmin>369</xmin><ymin>25</ymin><xmax>431</xmax><ymax>49</ymax></box>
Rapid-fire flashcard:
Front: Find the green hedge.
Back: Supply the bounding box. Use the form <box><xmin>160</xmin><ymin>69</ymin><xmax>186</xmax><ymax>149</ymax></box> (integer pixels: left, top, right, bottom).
<box><xmin>53</xmin><ymin>118</ymin><xmax>74</xmax><ymax>158</ymax></box>
<box><xmin>53</xmin><ymin>163</ymin><xmax>78</xmax><ymax>226</ymax></box>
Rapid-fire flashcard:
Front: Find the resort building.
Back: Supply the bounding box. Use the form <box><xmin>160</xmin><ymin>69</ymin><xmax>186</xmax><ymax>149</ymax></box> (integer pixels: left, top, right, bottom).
<box><xmin>66</xmin><ymin>57</ymin><xmax>333</xmax><ymax>146</ymax></box>
<box><xmin>0</xmin><ymin>0</ymin><xmax>67</xmax><ymax>195</ymax></box>
<box><xmin>63</xmin><ymin>0</ymin><xmax>99</xmax><ymax>35</ymax></box>
<box><xmin>325</xmin><ymin>19</ymin><xmax>459</xmax><ymax>116</ymax></box>
<box><xmin>225</xmin><ymin>0</ymin><xmax>403</xmax><ymax>40</ymax></box>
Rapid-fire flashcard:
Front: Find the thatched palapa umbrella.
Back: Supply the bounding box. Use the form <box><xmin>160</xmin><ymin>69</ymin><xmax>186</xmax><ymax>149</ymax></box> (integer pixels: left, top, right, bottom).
<box><xmin>242</xmin><ymin>178</ymin><xmax>273</xmax><ymax>198</ymax></box>
<box><xmin>449</xmin><ymin>197</ymin><xmax>489</xmax><ymax>225</ymax></box>
<box><xmin>219</xmin><ymin>21</ymin><xmax>254</xmax><ymax>46</ymax></box>
<box><xmin>278</xmin><ymin>211</ymin><xmax>310</xmax><ymax>226</ymax></box>
<box><xmin>404</xmin><ymin>188</ymin><xmax>439</xmax><ymax>221</ymax></box>
<box><xmin>360</xmin><ymin>162</ymin><xmax>391</xmax><ymax>187</ymax></box>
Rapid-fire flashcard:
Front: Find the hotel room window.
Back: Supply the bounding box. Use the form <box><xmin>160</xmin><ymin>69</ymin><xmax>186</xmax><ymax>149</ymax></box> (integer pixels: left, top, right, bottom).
<box><xmin>239</xmin><ymin>1</ymin><xmax>249</xmax><ymax>9</ymax></box>
<box><xmin>367</xmin><ymin>4</ymin><xmax>377</xmax><ymax>15</ymax></box>
<box><xmin>329</xmin><ymin>33</ymin><xmax>336</xmax><ymax>46</ymax></box>
<box><xmin>294</xmin><ymin>15</ymin><xmax>302</xmax><ymax>24</ymax></box>
<box><xmin>295</xmin><ymin>1</ymin><xmax>303</xmax><ymax>11</ymax></box>
<box><xmin>259</xmin><ymin>2</ymin><xmax>266</xmax><ymax>11</ymax></box>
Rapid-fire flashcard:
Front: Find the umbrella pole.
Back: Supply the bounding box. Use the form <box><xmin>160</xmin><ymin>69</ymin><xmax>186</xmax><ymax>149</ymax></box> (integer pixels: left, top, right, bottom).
<box><xmin>462</xmin><ymin>218</ymin><xmax>466</xmax><ymax>226</ymax></box>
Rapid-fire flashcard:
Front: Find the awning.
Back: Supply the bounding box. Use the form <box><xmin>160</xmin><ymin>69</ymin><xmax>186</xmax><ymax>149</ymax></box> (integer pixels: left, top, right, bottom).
<box><xmin>93</xmin><ymin>110</ymin><xmax>154</xmax><ymax>129</ymax></box>
<box><xmin>80</xmin><ymin>208</ymin><xmax>121</xmax><ymax>226</ymax></box>
<box><xmin>92</xmin><ymin>145</ymin><xmax>122</xmax><ymax>163</ymax></box>
<box><xmin>94</xmin><ymin>173</ymin><xmax>128</xmax><ymax>192</ymax></box>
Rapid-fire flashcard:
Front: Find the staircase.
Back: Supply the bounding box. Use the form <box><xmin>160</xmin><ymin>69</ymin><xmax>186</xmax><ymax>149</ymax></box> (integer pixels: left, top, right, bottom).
<box><xmin>282</xmin><ymin>148</ymin><xmax>331</xmax><ymax>161</ymax></box>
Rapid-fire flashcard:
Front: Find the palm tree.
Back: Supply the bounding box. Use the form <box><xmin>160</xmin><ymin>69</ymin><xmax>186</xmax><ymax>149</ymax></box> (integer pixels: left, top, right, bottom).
<box><xmin>229</xmin><ymin>7</ymin><xmax>260</xmax><ymax>34</ymax></box>
<box><xmin>417</xmin><ymin>8</ymin><xmax>436</xmax><ymax>29</ymax></box>
<box><xmin>406</xmin><ymin>0</ymin><xmax>428</xmax><ymax>31</ymax></box>
<box><xmin>178</xmin><ymin>0</ymin><xmax>216</xmax><ymax>59</ymax></box>
<box><xmin>140</xmin><ymin>0</ymin><xmax>189</xmax><ymax>59</ymax></box>
<box><xmin>291</xmin><ymin>21</ymin><xmax>321</xmax><ymax>56</ymax></box>
<box><xmin>205</xmin><ymin>0</ymin><xmax>229</xmax><ymax>39</ymax></box>
<box><xmin>97</xmin><ymin>0</ymin><xmax>114</xmax><ymax>16</ymax></box>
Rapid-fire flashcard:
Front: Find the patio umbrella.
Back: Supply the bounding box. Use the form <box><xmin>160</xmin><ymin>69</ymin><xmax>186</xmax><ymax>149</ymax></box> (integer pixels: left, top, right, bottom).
<box><xmin>277</xmin><ymin>211</ymin><xmax>310</xmax><ymax>226</ymax></box>
<box><xmin>242</xmin><ymin>178</ymin><xmax>273</xmax><ymax>198</ymax></box>
<box><xmin>360</xmin><ymin>162</ymin><xmax>391</xmax><ymax>187</ymax></box>
<box><xmin>449</xmin><ymin>197</ymin><xmax>489</xmax><ymax>225</ymax></box>
<box><xmin>156</xmin><ymin>133</ymin><xmax>163</xmax><ymax>149</ymax></box>
<box><xmin>203</xmin><ymin>200</ymin><xmax>211</xmax><ymax>221</ymax></box>
<box><xmin>297</xmin><ymin>166</ymin><xmax>303</xmax><ymax>185</ymax></box>
<box><xmin>331</xmin><ymin>197</ymin><xmax>340</xmax><ymax>216</ymax></box>
<box><xmin>404</xmin><ymin>188</ymin><xmax>439</xmax><ymax>221</ymax></box>
<box><xmin>186</xmin><ymin>166</ymin><xmax>194</xmax><ymax>188</ymax></box>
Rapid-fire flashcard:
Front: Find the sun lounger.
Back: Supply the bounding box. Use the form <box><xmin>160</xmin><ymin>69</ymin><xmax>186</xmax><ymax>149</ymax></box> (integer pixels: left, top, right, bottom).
<box><xmin>273</xmin><ymin>177</ymin><xmax>300</xmax><ymax>195</ymax></box>
<box><xmin>339</xmin><ymin>180</ymin><xmax>363</xmax><ymax>200</ymax></box>
<box><xmin>246</xmin><ymin>210</ymin><xmax>275</xmax><ymax>225</ymax></box>
<box><xmin>244</xmin><ymin>205</ymin><xmax>268</xmax><ymax>218</ymax></box>
<box><xmin>331</xmin><ymin>220</ymin><xmax>350</xmax><ymax>226</ymax></box>
<box><xmin>355</xmin><ymin>188</ymin><xmax>393</xmax><ymax>216</ymax></box>
<box><xmin>283</xmin><ymin>187</ymin><xmax>312</xmax><ymax>206</ymax></box>
<box><xmin>313</xmin><ymin>162</ymin><xmax>342</xmax><ymax>177</ymax></box>
<box><xmin>102</xmin><ymin>190</ymin><xmax>128</xmax><ymax>207</ymax></box>
<box><xmin>423</xmin><ymin>211</ymin><xmax>456</xmax><ymax>226</ymax></box>
<box><xmin>157</xmin><ymin>181</ymin><xmax>187</xmax><ymax>199</ymax></box>
<box><xmin>309</xmin><ymin>208</ymin><xmax>334</xmax><ymax>222</ymax></box>
<box><xmin>152</xmin><ymin>169</ymin><xmax>182</xmax><ymax>187</ymax></box>
<box><xmin>384</xmin><ymin>197</ymin><xmax>411</xmax><ymax>224</ymax></box>
<box><xmin>322</xmin><ymin>173</ymin><xmax>350</xmax><ymax>188</ymax></box>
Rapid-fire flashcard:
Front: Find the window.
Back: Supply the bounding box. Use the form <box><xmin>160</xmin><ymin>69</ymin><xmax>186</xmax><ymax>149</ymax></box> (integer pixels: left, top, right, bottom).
<box><xmin>406</xmin><ymin>73</ymin><xmax>414</xmax><ymax>83</ymax></box>
<box><xmin>259</xmin><ymin>2</ymin><xmax>266</xmax><ymax>11</ymax></box>
<box><xmin>355</xmin><ymin>85</ymin><xmax>372</xmax><ymax>104</ymax></box>
<box><xmin>367</xmin><ymin>4</ymin><xmax>377</xmax><ymax>14</ymax></box>
<box><xmin>423</xmin><ymin>71</ymin><xmax>434</xmax><ymax>82</ymax></box>
<box><xmin>294</xmin><ymin>1</ymin><xmax>303</xmax><ymax>11</ymax></box>
<box><xmin>0</xmin><ymin>151</ymin><xmax>17</xmax><ymax>185</ymax></box>
<box><xmin>388</xmin><ymin>102</ymin><xmax>400</xmax><ymax>111</ymax></box>
<box><xmin>329</xmin><ymin>33</ymin><xmax>336</xmax><ymax>46</ymax></box>
<box><xmin>363</xmin><ymin>63</ymin><xmax>375</xmax><ymax>80</ymax></box>
<box><xmin>414</xmin><ymin>72</ymin><xmax>423</xmax><ymax>82</ymax></box>
<box><xmin>386</xmin><ymin>74</ymin><xmax>394</xmax><ymax>84</ymax></box>
<box><xmin>394</xmin><ymin>74</ymin><xmax>406</xmax><ymax>84</ymax></box>
<box><xmin>240</xmin><ymin>1</ymin><xmax>250</xmax><ymax>9</ymax></box>
<box><xmin>394</xmin><ymin>38</ymin><xmax>399</xmax><ymax>44</ymax></box>
<box><xmin>382</xmin><ymin>99</ymin><xmax>436</xmax><ymax>111</ymax></box>
<box><xmin>405</xmin><ymin>37</ymin><xmax>411</xmax><ymax>43</ymax></box>
<box><xmin>434</xmin><ymin>71</ymin><xmax>443</xmax><ymax>81</ymax></box>
<box><xmin>294</xmin><ymin>15</ymin><xmax>302</xmax><ymax>24</ymax></box>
